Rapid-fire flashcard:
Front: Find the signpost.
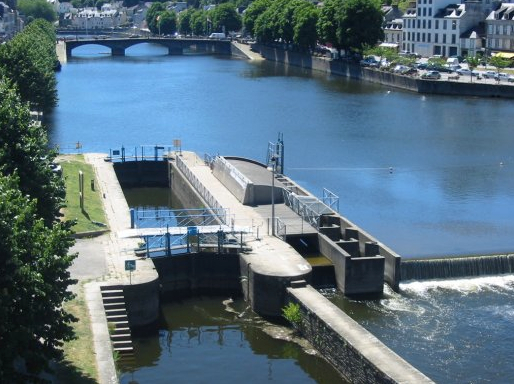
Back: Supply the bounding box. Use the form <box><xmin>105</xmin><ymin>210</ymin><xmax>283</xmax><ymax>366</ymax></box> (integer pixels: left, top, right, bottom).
<box><xmin>125</xmin><ymin>259</ymin><xmax>136</xmax><ymax>284</ymax></box>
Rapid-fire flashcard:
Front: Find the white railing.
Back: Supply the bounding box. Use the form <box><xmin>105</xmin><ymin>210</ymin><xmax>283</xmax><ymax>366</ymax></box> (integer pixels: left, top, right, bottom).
<box><xmin>214</xmin><ymin>156</ymin><xmax>251</xmax><ymax>189</ymax></box>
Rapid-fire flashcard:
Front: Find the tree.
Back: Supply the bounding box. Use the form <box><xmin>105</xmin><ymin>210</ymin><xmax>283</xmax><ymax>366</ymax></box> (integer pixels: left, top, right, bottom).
<box><xmin>317</xmin><ymin>0</ymin><xmax>343</xmax><ymax>50</ymax></box>
<box><xmin>146</xmin><ymin>2</ymin><xmax>166</xmax><ymax>35</ymax></box>
<box><xmin>0</xmin><ymin>173</ymin><xmax>76</xmax><ymax>383</ymax></box>
<box><xmin>338</xmin><ymin>0</ymin><xmax>383</xmax><ymax>53</ymax></box>
<box><xmin>158</xmin><ymin>10</ymin><xmax>178</xmax><ymax>35</ymax></box>
<box><xmin>242</xmin><ymin>0</ymin><xmax>271</xmax><ymax>37</ymax></box>
<box><xmin>0</xmin><ymin>19</ymin><xmax>58</xmax><ymax>113</ymax></box>
<box><xmin>0</xmin><ymin>77</ymin><xmax>64</xmax><ymax>226</ymax></box>
<box><xmin>210</xmin><ymin>3</ymin><xmax>242</xmax><ymax>33</ymax></box>
<box><xmin>466</xmin><ymin>56</ymin><xmax>480</xmax><ymax>83</ymax></box>
<box><xmin>292</xmin><ymin>0</ymin><xmax>319</xmax><ymax>51</ymax></box>
<box><xmin>17</xmin><ymin>0</ymin><xmax>57</xmax><ymax>23</ymax></box>
<box><xmin>489</xmin><ymin>55</ymin><xmax>510</xmax><ymax>81</ymax></box>
<box><xmin>190</xmin><ymin>9</ymin><xmax>207</xmax><ymax>36</ymax></box>
<box><xmin>178</xmin><ymin>8</ymin><xmax>195</xmax><ymax>36</ymax></box>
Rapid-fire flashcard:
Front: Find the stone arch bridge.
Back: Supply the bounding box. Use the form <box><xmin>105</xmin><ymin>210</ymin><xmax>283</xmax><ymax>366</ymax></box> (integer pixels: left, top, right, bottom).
<box><xmin>64</xmin><ymin>37</ymin><xmax>232</xmax><ymax>58</ymax></box>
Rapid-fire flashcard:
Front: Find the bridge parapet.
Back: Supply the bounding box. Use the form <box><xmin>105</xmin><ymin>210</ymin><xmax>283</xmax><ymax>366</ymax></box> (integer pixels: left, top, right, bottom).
<box><xmin>64</xmin><ymin>37</ymin><xmax>232</xmax><ymax>58</ymax></box>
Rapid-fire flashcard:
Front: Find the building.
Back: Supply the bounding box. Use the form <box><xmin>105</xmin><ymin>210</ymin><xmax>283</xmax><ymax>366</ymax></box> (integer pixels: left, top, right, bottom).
<box><xmin>0</xmin><ymin>1</ymin><xmax>17</xmax><ymax>41</ymax></box>
<box><xmin>402</xmin><ymin>0</ymin><xmax>489</xmax><ymax>57</ymax></box>
<box><xmin>486</xmin><ymin>3</ymin><xmax>514</xmax><ymax>54</ymax></box>
<box><xmin>72</xmin><ymin>7</ymin><xmax>127</xmax><ymax>30</ymax></box>
<box><xmin>382</xmin><ymin>18</ymin><xmax>403</xmax><ymax>50</ymax></box>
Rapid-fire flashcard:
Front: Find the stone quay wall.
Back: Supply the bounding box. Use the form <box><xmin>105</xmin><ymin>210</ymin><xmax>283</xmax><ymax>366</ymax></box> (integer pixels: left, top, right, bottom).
<box><xmin>287</xmin><ymin>286</ymin><xmax>434</xmax><ymax>384</ymax></box>
<box><xmin>253</xmin><ymin>45</ymin><xmax>514</xmax><ymax>99</ymax></box>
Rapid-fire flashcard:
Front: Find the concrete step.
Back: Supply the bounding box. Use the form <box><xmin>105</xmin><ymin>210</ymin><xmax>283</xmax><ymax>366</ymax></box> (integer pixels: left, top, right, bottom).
<box><xmin>101</xmin><ymin>289</ymin><xmax>124</xmax><ymax>298</ymax></box>
<box><xmin>109</xmin><ymin>320</ymin><xmax>129</xmax><ymax>329</ymax></box>
<box><xmin>113</xmin><ymin>346</ymin><xmax>134</xmax><ymax>354</ymax></box>
<box><xmin>113</xmin><ymin>327</ymin><xmax>131</xmax><ymax>335</ymax></box>
<box><xmin>100</xmin><ymin>284</ymin><xmax>124</xmax><ymax>292</ymax></box>
<box><xmin>105</xmin><ymin>308</ymin><xmax>127</xmax><ymax>317</ymax></box>
<box><xmin>111</xmin><ymin>333</ymin><xmax>132</xmax><ymax>342</ymax></box>
<box><xmin>102</xmin><ymin>295</ymin><xmax>125</xmax><ymax>304</ymax></box>
<box><xmin>113</xmin><ymin>340</ymin><xmax>133</xmax><ymax>349</ymax></box>
<box><xmin>103</xmin><ymin>302</ymin><xmax>126</xmax><ymax>310</ymax></box>
<box><xmin>106</xmin><ymin>314</ymin><xmax>128</xmax><ymax>322</ymax></box>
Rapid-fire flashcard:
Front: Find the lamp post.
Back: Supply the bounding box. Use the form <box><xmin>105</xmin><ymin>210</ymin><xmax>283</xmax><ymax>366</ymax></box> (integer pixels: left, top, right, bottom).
<box><xmin>269</xmin><ymin>155</ymin><xmax>277</xmax><ymax>236</ymax></box>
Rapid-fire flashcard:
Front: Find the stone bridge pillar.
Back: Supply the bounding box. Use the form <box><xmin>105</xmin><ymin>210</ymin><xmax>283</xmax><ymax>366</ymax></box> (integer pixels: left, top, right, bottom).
<box><xmin>112</xmin><ymin>47</ymin><xmax>126</xmax><ymax>56</ymax></box>
<box><xmin>168</xmin><ymin>46</ymin><xmax>183</xmax><ymax>55</ymax></box>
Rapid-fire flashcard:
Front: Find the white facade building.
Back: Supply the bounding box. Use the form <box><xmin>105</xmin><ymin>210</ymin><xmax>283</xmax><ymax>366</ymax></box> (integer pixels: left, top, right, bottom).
<box><xmin>486</xmin><ymin>3</ymin><xmax>514</xmax><ymax>54</ymax></box>
<box><xmin>0</xmin><ymin>1</ymin><xmax>17</xmax><ymax>41</ymax></box>
<box><xmin>383</xmin><ymin>18</ymin><xmax>403</xmax><ymax>49</ymax></box>
<box><xmin>402</xmin><ymin>0</ymin><xmax>489</xmax><ymax>57</ymax></box>
<box><xmin>72</xmin><ymin>8</ymin><xmax>127</xmax><ymax>30</ymax></box>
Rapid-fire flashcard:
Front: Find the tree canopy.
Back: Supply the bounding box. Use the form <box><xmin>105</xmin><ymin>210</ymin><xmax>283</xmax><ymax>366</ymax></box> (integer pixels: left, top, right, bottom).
<box><xmin>0</xmin><ymin>19</ymin><xmax>58</xmax><ymax>113</ymax></box>
<box><xmin>0</xmin><ymin>21</ymin><xmax>77</xmax><ymax>382</ymax></box>
<box><xmin>210</xmin><ymin>3</ymin><xmax>242</xmax><ymax>33</ymax></box>
<box><xmin>242</xmin><ymin>0</ymin><xmax>271</xmax><ymax>37</ymax></box>
<box><xmin>17</xmin><ymin>0</ymin><xmax>57</xmax><ymax>23</ymax></box>
<box><xmin>146</xmin><ymin>2</ymin><xmax>166</xmax><ymax>35</ymax></box>
<box><xmin>158</xmin><ymin>10</ymin><xmax>178</xmax><ymax>35</ymax></box>
<box><xmin>338</xmin><ymin>0</ymin><xmax>383</xmax><ymax>52</ymax></box>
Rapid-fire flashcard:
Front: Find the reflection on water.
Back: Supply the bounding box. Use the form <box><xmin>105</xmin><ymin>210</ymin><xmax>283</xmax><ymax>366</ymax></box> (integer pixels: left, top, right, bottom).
<box><xmin>326</xmin><ymin>275</ymin><xmax>514</xmax><ymax>383</ymax></box>
<box><xmin>119</xmin><ymin>296</ymin><xmax>346</xmax><ymax>384</ymax></box>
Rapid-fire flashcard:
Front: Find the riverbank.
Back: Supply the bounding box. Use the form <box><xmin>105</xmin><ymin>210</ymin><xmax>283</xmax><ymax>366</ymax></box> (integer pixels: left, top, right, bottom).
<box><xmin>251</xmin><ymin>44</ymin><xmax>514</xmax><ymax>99</ymax></box>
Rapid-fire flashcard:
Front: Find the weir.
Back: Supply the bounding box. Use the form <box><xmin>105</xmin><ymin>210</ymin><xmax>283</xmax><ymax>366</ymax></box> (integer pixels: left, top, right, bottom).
<box><xmin>402</xmin><ymin>254</ymin><xmax>514</xmax><ymax>281</ymax></box>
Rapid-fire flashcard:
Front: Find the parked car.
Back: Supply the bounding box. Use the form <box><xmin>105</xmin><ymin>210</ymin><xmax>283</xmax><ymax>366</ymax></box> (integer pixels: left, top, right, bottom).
<box><xmin>456</xmin><ymin>68</ymin><xmax>475</xmax><ymax>76</ymax></box>
<box><xmin>494</xmin><ymin>72</ymin><xmax>512</xmax><ymax>81</ymax></box>
<box><xmin>360</xmin><ymin>57</ymin><xmax>379</xmax><ymax>67</ymax></box>
<box><xmin>421</xmin><ymin>71</ymin><xmax>441</xmax><ymax>80</ymax></box>
<box><xmin>482</xmin><ymin>71</ymin><xmax>497</xmax><ymax>79</ymax></box>
<box><xmin>393</xmin><ymin>64</ymin><xmax>411</xmax><ymax>74</ymax></box>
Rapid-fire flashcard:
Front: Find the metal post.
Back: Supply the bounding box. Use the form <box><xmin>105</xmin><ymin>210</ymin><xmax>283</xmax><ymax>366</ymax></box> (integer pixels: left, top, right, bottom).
<box><xmin>271</xmin><ymin>156</ymin><xmax>276</xmax><ymax>236</ymax></box>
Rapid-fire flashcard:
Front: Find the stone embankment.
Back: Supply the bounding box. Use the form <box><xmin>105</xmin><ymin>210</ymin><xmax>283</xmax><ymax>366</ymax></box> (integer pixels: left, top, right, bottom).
<box><xmin>252</xmin><ymin>44</ymin><xmax>514</xmax><ymax>99</ymax></box>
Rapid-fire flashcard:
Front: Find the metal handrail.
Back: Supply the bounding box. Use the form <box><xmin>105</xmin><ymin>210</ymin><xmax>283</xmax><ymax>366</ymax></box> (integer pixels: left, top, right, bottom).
<box><xmin>213</xmin><ymin>156</ymin><xmax>251</xmax><ymax>188</ymax></box>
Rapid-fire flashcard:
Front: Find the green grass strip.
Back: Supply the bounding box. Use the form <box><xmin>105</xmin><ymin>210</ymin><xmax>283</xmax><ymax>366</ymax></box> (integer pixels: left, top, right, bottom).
<box><xmin>59</xmin><ymin>155</ymin><xmax>108</xmax><ymax>234</ymax></box>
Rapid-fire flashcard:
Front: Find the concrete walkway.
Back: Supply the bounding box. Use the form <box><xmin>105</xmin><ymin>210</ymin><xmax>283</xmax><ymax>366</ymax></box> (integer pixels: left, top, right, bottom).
<box><xmin>232</xmin><ymin>41</ymin><xmax>265</xmax><ymax>61</ymax></box>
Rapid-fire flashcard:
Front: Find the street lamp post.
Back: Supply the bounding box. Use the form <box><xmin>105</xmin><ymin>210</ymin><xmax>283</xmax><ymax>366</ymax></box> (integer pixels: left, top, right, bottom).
<box><xmin>270</xmin><ymin>155</ymin><xmax>277</xmax><ymax>236</ymax></box>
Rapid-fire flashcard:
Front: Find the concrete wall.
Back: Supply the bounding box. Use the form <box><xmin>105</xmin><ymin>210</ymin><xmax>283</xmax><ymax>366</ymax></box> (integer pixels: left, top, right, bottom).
<box><xmin>211</xmin><ymin>156</ymin><xmax>251</xmax><ymax>204</ymax></box>
<box><xmin>124</xmin><ymin>278</ymin><xmax>160</xmax><ymax>328</ymax></box>
<box><xmin>320</xmin><ymin>215</ymin><xmax>401</xmax><ymax>291</ymax></box>
<box><xmin>318</xmin><ymin>232</ymin><xmax>384</xmax><ymax>296</ymax></box>
<box><xmin>287</xmin><ymin>285</ymin><xmax>434</xmax><ymax>384</ymax></box>
<box><xmin>254</xmin><ymin>45</ymin><xmax>514</xmax><ymax>99</ymax></box>
<box><xmin>170</xmin><ymin>160</ymin><xmax>209</xmax><ymax>209</ymax></box>
<box><xmin>152</xmin><ymin>253</ymin><xmax>241</xmax><ymax>296</ymax></box>
<box><xmin>113</xmin><ymin>161</ymin><xmax>169</xmax><ymax>188</ymax></box>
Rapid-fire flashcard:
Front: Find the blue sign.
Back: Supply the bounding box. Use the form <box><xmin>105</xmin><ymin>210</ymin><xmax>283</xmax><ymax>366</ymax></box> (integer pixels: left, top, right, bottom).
<box><xmin>125</xmin><ymin>260</ymin><xmax>136</xmax><ymax>271</ymax></box>
<box><xmin>187</xmin><ymin>226</ymin><xmax>198</xmax><ymax>235</ymax></box>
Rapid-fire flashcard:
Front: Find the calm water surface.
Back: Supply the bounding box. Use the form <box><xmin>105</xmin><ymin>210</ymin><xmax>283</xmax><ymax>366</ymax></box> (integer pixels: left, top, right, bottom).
<box><xmin>51</xmin><ymin>44</ymin><xmax>514</xmax><ymax>382</ymax></box>
<box><xmin>50</xmin><ymin>43</ymin><xmax>514</xmax><ymax>258</ymax></box>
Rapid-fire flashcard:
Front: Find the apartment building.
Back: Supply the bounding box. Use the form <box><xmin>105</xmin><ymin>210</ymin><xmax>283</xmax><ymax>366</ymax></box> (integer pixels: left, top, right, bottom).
<box><xmin>486</xmin><ymin>3</ymin><xmax>514</xmax><ymax>54</ymax></box>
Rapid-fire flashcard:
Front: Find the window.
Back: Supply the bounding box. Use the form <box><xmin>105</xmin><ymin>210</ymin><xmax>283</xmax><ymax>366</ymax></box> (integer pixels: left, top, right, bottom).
<box><xmin>417</xmin><ymin>19</ymin><xmax>421</xmax><ymax>29</ymax></box>
<box><xmin>504</xmin><ymin>25</ymin><xmax>508</xmax><ymax>35</ymax></box>
<box><xmin>423</xmin><ymin>8</ymin><xmax>426</xmax><ymax>16</ymax></box>
<box><xmin>422</xmin><ymin>33</ymin><xmax>426</xmax><ymax>42</ymax></box>
<box><xmin>403</xmin><ymin>32</ymin><xmax>406</xmax><ymax>41</ymax></box>
<box><xmin>452</xmin><ymin>34</ymin><xmax>456</xmax><ymax>44</ymax></box>
<box><xmin>429</xmin><ymin>8</ymin><xmax>432</xmax><ymax>16</ymax></box>
<box><xmin>452</xmin><ymin>21</ymin><xmax>456</xmax><ymax>30</ymax></box>
<box><xmin>435</xmin><ymin>20</ymin><xmax>439</xmax><ymax>29</ymax></box>
<box><xmin>428</xmin><ymin>20</ymin><xmax>431</xmax><ymax>29</ymax></box>
<box><xmin>428</xmin><ymin>33</ymin><xmax>431</xmax><ymax>42</ymax></box>
<box><xmin>443</xmin><ymin>34</ymin><xmax>446</xmax><ymax>43</ymax></box>
<box><xmin>423</xmin><ymin>20</ymin><xmax>426</xmax><ymax>29</ymax></box>
<box><xmin>443</xmin><ymin>20</ymin><xmax>447</xmax><ymax>29</ymax></box>
<box><xmin>417</xmin><ymin>32</ymin><xmax>421</xmax><ymax>41</ymax></box>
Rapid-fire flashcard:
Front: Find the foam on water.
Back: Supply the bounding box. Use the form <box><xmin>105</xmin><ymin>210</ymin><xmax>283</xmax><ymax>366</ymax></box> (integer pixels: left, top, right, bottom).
<box><xmin>400</xmin><ymin>274</ymin><xmax>514</xmax><ymax>296</ymax></box>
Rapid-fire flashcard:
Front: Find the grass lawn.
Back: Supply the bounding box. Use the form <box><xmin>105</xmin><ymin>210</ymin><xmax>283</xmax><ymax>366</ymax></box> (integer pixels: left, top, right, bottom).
<box><xmin>52</xmin><ymin>285</ymin><xmax>99</xmax><ymax>384</ymax></box>
<box><xmin>59</xmin><ymin>155</ymin><xmax>108</xmax><ymax>233</ymax></box>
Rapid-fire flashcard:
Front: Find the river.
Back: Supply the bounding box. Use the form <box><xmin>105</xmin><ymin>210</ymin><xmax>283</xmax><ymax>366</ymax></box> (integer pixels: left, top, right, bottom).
<box><xmin>50</xmin><ymin>43</ymin><xmax>514</xmax><ymax>383</ymax></box>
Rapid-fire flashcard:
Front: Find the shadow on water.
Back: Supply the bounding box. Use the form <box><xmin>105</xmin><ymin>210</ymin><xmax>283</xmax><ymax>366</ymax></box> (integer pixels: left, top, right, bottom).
<box><xmin>119</xmin><ymin>295</ymin><xmax>348</xmax><ymax>384</ymax></box>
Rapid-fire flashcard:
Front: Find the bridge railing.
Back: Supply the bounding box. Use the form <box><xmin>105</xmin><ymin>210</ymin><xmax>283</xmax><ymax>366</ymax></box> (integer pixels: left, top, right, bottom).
<box><xmin>213</xmin><ymin>155</ymin><xmax>251</xmax><ymax>189</ymax></box>
<box><xmin>175</xmin><ymin>155</ymin><xmax>226</xmax><ymax>224</ymax></box>
<box><xmin>106</xmin><ymin>145</ymin><xmax>174</xmax><ymax>162</ymax></box>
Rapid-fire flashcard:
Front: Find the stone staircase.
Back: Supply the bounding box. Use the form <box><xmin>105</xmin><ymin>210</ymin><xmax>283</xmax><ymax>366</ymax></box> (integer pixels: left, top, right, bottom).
<box><xmin>100</xmin><ymin>285</ymin><xmax>134</xmax><ymax>358</ymax></box>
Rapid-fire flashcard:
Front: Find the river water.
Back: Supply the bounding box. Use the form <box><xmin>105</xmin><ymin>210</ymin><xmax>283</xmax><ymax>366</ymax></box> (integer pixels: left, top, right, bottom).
<box><xmin>51</xmin><ymin>43</ymin><xmax>514</xmax><ymax>382</ymax></box>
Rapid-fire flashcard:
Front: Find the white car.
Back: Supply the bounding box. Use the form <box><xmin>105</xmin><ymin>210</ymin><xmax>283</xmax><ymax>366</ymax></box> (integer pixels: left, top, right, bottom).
<box><xmin>482</xmin><ymin>71</ymin><xmax>497</xmax><ymax>79</ymax></box>
<box><xmin>393</xmin><ymin>65</ymin><xmax>411</xmax><ymax>74</ymax></box>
